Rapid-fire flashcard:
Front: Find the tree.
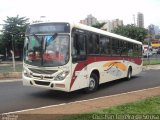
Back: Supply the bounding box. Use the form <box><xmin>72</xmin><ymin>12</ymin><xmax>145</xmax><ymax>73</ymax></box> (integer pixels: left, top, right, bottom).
<box><xmin>0</xmin><ymin>35</ymin><xmax>5</xmax><ymax>55</ymax></box>
<box><xmin>92</xmin><ymin>22</ymin><xmax>106</xmax><ymax>29</ymax></box>
<box><xmin>112</xmin><ymin>24</ymin><xmax>148</xmax><ymax>42</ymax></box>
<box><xmin>155</xmin><ymin>35</ymin><xmax>160</xmax><ymax>39</ymax></box>
<box><xmin>2</xmin><ymin>15</ymin><xmax>29</xmax><ymax>59</ymax></box>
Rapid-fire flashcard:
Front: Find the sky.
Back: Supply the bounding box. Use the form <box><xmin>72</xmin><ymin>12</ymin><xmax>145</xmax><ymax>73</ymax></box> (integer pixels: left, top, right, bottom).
<box><xmin>0</xmin><ymin>0</ymin><xmax>160</xmax><ymax>28</ymax></box>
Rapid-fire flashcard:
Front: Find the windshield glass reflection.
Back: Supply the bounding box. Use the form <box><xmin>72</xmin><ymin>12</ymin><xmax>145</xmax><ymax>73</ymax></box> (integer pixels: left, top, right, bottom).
<box><xmin>24</xmin><ymin>34</ymin><xmax>69</xmax><ymax>67</ymax></box>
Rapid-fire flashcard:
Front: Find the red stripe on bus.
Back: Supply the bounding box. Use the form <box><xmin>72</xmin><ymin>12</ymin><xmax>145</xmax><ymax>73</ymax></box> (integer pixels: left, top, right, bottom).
<box><xmin>69</xmin><ymin>56</ymin><xmax>142</xmax><ymax>90</ymax></box>
<box><xmin>69</xmin><ymin>62</ymin><xmax>86</xmax><ymax>90</ymax></box>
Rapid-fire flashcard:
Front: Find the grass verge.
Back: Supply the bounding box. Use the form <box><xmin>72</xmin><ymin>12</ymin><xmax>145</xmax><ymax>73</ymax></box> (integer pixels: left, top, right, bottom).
<box><xmin>60</xmin><ymin>96</ymin><xmax>160</xmax><ymax>120</ymax></box>
<box><xmin>0</xmin><ymin>63</ymin><xmax>22</xmax><ymax>73</ymax></box>
<box><xmin>0</xmin><ymin>62</ymin><xmax>23</xmax><ymax>73</ymax></box>
<box><xmin>143</xmin><ymin>59</ymin><xmax>160</xmax><ymax>65</ymax></box>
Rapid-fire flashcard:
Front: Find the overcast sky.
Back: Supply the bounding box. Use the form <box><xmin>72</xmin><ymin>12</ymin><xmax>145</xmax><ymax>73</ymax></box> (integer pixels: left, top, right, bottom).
<box><xmin>0</xmin><ymin>0</ymin><xmax>160</xmax><ymax>28</ymax></box>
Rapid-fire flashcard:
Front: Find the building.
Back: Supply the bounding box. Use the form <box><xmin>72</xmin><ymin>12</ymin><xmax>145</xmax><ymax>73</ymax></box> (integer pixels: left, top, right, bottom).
<box><xmin>100</xmin><ymin>19</ymin><xmax>123</xmax><ymax>32</ymax></box>
<box><xmin>80</xmin><ymin>15</ymin><xmax>123</xmax><ymax>32</ymax></box>
<box><xmin>148</xmin><ymin>24</ymin><xmax>155</xmax><ymax>39</ymax></box>
<box><xmin>154</xmin><ymin>26</ymin><xmax>160</xmax><ymax>35</ymax></box>
<box><xmin>148</xmin><ymin>24</ymin><xmax>160</xmax><ymax>39</ymax></box>
<box><xmin>137</xmin><ymin>12</ymin><xmax>144</xmax><ymax>28</ymax></box>
<box><xmin>80</xmin><ymin>14</ymin><xmax>98</xmax><ymax>26</ymax></box>
<box><xmin>79</xmin><ymin>20</ymin><xmax>85</xmax><ymax>24</ymax></box>
<box><xmin>100</xmin><ymin>20</ymin><xmax>112</xmax><ymax>32</ymax></box>
<box><xmin>112</xmin><ymin>19</ymin><xmax>123</xmax><ymax>30</ymax></box>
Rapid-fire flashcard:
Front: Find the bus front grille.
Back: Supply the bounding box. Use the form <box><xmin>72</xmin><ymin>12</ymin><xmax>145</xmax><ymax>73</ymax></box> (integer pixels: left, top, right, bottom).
<box><xmin>29</xmin><ymin>68</ymin><xmax>58</xmax><ymax>75</ymax></box>
<box><xmin>32</xmin><ymin>75</ymin><xmax>53</xmax><ymax>79</ymax></box>
<box><xmin>34</xmin><ymin>81</ymin><xmax>50</xmax><ymax>86</ymax></box>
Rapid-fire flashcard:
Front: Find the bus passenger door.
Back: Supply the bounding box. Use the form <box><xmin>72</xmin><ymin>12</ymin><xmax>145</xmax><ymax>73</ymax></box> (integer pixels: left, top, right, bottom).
<box><xmin>71</xmin><ymin>31</ymin><xmax>88</xmax><ymax>90</ymax></box>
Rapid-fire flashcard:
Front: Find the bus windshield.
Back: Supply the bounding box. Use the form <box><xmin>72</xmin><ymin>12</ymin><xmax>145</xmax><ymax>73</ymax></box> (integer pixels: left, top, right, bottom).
<box><xmin>24</xmin><ymin>34</ymin><xmax>70</xmax><ymax>67</ymax></box>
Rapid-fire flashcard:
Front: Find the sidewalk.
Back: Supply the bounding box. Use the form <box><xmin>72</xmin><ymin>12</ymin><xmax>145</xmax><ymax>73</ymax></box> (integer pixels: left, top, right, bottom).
<box><xmin>8</xmin><ymin>86</ymin><xmax>160</xmax><ymax>120</ymax></box>
<box><xmin>0</xmin><ymin>72</ymin><xmax>22</xmax><ymax>80</ymax></box>
<box><xmin>142</xmin><ymin>64</ymin><xmax>160</xmax><ymax>70</ymax></box>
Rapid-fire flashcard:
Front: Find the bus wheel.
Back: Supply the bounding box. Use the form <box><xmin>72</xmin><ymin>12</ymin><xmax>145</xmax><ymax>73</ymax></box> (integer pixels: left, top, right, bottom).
<box><xmin>126</xmin><ymin>67</ymin><xmax>132</xmax><ymax>80</ymax></box>
<box><xmin>85</xmin><ymin>73</ymin><xmax>98</xmax><ymax>93</ymax></box>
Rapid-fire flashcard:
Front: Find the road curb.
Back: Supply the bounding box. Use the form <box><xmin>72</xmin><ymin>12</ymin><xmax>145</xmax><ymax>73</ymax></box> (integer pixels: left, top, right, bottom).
<box><xmin>0</xmin><ymin>72</ymin><xmax>22</xmax><ymax>79</ymax></box>
<box><xmin>142</xmin><ymin>64</ymin><xmax>160</xmax><ymax>71</ymax></box>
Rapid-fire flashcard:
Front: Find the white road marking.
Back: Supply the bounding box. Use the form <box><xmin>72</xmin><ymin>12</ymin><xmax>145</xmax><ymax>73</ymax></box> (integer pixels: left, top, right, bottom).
<box><xmin>3</xmin><ymin>86</ymin><xmax>160</xmax><ymax>114</ymax></box>
<box><xmin>2</xmin><ymin>103</ymin><xmax>67</xmax><ymax>114</ymax></box>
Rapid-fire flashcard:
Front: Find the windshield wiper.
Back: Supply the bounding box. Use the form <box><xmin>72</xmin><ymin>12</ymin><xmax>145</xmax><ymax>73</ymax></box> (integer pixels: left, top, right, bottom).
<box><xmin>44</xmin><ymin>33</ymin><xmax>58</xmax><ymax>50</ymax></box>
<box><xmin>42</xmin><ymin>33</ymin><xmax>58</xmax><ymax>65</ymax></box>
<box><xmin>32</xmin><ymin>34</ymin><xmax>44</xmax><ymax>65</ymax></box>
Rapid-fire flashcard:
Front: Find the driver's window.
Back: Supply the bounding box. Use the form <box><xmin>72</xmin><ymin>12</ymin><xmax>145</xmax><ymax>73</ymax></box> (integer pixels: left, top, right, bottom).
<box><xmin>72</xmin><ymin>30</ymin><xmax>86</xmax><ymax>61</ymax></box>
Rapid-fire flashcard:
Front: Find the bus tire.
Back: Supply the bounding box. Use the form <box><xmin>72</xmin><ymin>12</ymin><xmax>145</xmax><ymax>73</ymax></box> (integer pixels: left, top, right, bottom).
<box><xmin>126</xmin><ymin>67</ymin><xmax>132</xmax><ymax>80</ymax></box>
<box><xmin>85</xmin><ymin>73</ymin><xmax>98</xmax><ymax>93</ymax></box>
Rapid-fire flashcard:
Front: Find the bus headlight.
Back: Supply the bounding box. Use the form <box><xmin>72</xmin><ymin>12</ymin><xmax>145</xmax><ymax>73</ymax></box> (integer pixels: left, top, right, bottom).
<box><xmin>23</xmin><ymin>69</ymin><xmax>32</xmax><ymax>78</ymax></box>
<box><xmin>54</xmin><ymin>71</ymin><xmax>69</xmax><ymax>81</ymax></box>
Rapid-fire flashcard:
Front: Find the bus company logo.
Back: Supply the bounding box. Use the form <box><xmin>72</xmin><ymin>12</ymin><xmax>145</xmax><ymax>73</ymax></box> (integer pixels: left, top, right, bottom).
<box><xmin>103</xmin><ymin>61</ymin><xmax>127</xmax><ymax>77</ymax></box>
<box><xmin>41</xmin><ymin>75</ymin><xmax>44</xmax><ymax>80</ymax></box>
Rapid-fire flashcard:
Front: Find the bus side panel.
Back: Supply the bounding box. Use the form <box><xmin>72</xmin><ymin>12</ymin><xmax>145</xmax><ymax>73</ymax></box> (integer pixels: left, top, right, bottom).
<box><xmin>70</xmin><ymin>60</ymin><xmax>127</xmax><ymax>91</ymax></box>
<box><xmin>70</xmin><ymin>63</ymin><xmax>89</xmax><ymax>91</ymax></box>
<box><xmin>100</xmin><ymin>60</ymin><xmax>128</xmax><ymax>83</ymax></box>
<box><xmin>132</xmin><ymin>62</ymin><xmax>143</xmax><ymax>76</ymax></box>
<box><xmin>69</xmin><ymin>57</ymin><xmax>142</xmax><ymax>91</ymax></box>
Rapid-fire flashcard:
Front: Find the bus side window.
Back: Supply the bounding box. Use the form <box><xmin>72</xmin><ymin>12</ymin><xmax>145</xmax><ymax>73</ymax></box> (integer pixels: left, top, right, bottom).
<box><xmin>72</xmin><ymin>33</ymin><xmax>86</xmax><ymax>62</ymax></box>
<box><xmin>128</xmin><ymin>43</ymin><xmax>133</xmax><ymax>56</ymax></box>
<box><xmin>100</xmin><ymin>35</ymin><xmax>111</xmax><ymax>55</ymax></box>
<box><xmin>94</xmin><ymin>35</ymin><xmax>100</xmax><ymax>54</ymax></box>
<box><xmin>73</xmin><ymin>34</ymin><xmax>80</xmax><ymax>55</ymax></box>
<box><xmin>112</xmin><ymin>38</ymin><xmax>119</xmax><ymax>56</ymax></box>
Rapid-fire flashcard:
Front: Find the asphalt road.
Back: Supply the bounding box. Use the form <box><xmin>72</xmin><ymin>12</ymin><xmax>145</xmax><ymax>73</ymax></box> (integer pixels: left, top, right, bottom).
<box><xmin>0</xmin><ymin>70</ymin><xmax>160</xmax><ymax>114</ymax></box>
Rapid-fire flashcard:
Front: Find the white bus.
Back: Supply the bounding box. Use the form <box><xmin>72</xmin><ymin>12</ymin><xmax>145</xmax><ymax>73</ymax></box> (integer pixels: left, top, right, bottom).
<box><xmin>23</xmin><ymin>22</ymin><xmax>142</xmax><ymax>92</ymax></box>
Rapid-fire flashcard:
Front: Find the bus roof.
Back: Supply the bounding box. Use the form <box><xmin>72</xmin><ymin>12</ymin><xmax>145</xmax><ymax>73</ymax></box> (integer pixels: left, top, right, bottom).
<box><xmin>71</xmin><ymin>23</ymin><xmax>142</xmax><ymax>45</ymax></box>
<box><xmin>29</xmin><ymin>22</ymin><xmax>142</xmax><ymax>45</ymax></box>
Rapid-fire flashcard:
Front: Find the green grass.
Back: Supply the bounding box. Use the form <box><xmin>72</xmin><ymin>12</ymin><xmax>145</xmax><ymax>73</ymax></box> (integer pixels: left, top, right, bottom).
<box><xmin>60</xmin><ymin>96</ymin><xmax>160</xmax><ymax>120</ymax></box>
<box><xmin>0</xmin><ymin>63</ymin><xmax>22</xmax><ymax>73</ymax></box>
<box><xmin>143</xmin><ymin>59</ymin><xmax>160</xmax><ymax>65</ymax></box>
